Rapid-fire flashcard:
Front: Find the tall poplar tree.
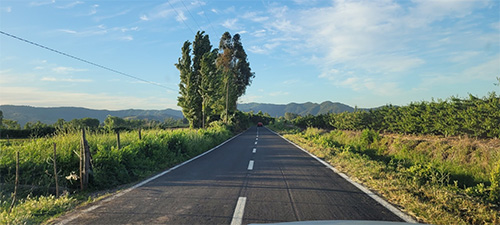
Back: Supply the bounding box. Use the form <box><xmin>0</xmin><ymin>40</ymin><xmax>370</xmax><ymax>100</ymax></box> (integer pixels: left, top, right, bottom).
<box><xmin>199</xmin><ymin>49</ymin><xmax>220</xmax><ymax>128</ymax></box>
<box><xmin>177</xmin><ymin>31</ymin><xmax>214</xmax><ymax>128</ymax></box>
<box><xmin>216</xmin><ymin>32</ymin><xmax>254</xmax><ymax>122</ymax></box>
<box><xmin>176</xmin><ymin>41</ymin><xmax>200</xmax><ymax>128</ymax></box>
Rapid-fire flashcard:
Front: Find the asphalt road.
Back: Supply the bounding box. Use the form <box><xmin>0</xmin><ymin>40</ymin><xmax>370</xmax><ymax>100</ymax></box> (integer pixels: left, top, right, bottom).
<box><xmin>57</xmin><ymin>126</ymin><xmax>409</xmax><ymax>225</ymax></box>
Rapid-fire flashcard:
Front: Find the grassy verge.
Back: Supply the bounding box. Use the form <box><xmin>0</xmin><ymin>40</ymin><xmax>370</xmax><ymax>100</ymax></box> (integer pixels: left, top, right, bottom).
<box><xmin>0</xmin><ymin>124</ymin><xmax>233</xmax><ymax>224</ymax></box>
<box><xmin>268</xmin><ymin>124</ymin><xmax>500</xmax><ymax>224</ymax></box>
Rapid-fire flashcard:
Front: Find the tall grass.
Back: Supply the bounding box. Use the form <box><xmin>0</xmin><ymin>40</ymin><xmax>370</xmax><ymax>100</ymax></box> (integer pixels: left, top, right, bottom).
<box><xmin>0</xmin><ymin>124</ymin><xmax>232</xmax><ymax>224</ymax></box>
<box><xmin>270</xmin><ymin>125</ymin><xmax>500</xmax><ymax>224</ymax></box>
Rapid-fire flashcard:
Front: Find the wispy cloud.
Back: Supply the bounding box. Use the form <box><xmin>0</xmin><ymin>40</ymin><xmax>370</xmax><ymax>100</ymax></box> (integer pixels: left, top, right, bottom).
<box><xmin>29</xmin><ymin>0</ymin><xmax>55</xmax><ymax>7</ymax></box>
<box><xmin>222</xmin><ymin>18</ymin><xmax>239</xmax><ymax>30</ymax></box>
<box><xmin>41</xmin><ymin>77</ymin><xmax>92</xmax><ymax>82</ymax></box>
<box><xmin>1</xmin><ymin>6</ymin><xmax>12</xmax><ymax>13</ymax></box>
<box><xmin>89</xmin><ymin>4</ymin><xmax>98</xmax><ymax>15</ymax></box>
<box><xmin>57</xmin><ymin>1</ymin><xmax>83</xmax><ymax>9</ymax></box>
<box><xmin>52</xmin><ymin>66</ymin><xmax>88</xmax><ymax>74</ymax></box>
<box><xmin>94</xmin><ymin>9</ymin><xmax>131</xmax><ymax>22</ymax></box>
<box><xmin>269</xmin><ymin>91</ymin><xmax>289</xmax><ymax>97</ymax></box>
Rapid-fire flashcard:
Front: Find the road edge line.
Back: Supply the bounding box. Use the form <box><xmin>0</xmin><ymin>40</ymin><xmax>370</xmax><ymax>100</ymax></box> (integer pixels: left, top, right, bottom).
<box><xmin>57</xmin><ymin>130</ymin><xmax>246</xmax><ymax>225</ymax></box>
<box><xmin>266</xmin><ymin>127</ymin><xmax>417</xmax><ymax>224</ymax></box>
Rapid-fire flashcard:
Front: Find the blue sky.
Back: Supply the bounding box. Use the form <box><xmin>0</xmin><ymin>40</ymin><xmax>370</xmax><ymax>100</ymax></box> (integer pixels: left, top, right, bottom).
<box><xmin>0</xmin><ymin>0</ymin><xmax>499</xmax><ymax>110</ymax></box>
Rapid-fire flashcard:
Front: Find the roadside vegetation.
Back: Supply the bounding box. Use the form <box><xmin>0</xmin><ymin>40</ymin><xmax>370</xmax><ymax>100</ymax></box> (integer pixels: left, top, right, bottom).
<box><xmin>269</xmin><ymin>93</ymin><xmax>500</xmax><ymax>224</ymax></box>
<box><xmin>0</xmin><ymin>124</ymin><xmax>233</xmax><ymax>224</ymax></box>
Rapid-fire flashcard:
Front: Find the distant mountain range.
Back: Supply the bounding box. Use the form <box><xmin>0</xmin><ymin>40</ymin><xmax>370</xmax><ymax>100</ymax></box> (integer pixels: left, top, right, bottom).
<box><xmin>0</xmin><ymin>105</ymin><xmax>184</xmax><ymax>126</ymax></box>
<box><xmin>238</xmin><ymin>101</ymin><xmax>362</xmax><ymax>117</ymax></box>
<box><xmin>1</xmin><ymin>101</ymin><xmax>364</xmax><ymax>126</ymax></box>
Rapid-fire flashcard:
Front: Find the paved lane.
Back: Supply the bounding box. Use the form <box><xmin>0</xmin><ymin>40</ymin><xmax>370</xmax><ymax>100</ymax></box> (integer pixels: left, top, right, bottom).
<box><xmin>57</xmin><ymin>126</ymin><xmax>411</xmax><ymax>224</ymax></box>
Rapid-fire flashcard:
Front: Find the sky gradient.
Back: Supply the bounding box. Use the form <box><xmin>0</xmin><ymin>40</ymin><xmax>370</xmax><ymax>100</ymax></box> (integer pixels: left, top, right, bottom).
<box><xmin>1</xmin><ymin>0</ymin><xmax>499</xmax><ymax>110</ymax></box>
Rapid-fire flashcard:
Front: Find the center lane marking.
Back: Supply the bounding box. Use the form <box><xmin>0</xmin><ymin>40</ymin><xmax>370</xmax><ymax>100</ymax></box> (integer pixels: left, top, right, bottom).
<box><xmin>252</xmin><ymin>148</ymin><xmax>256</xmax><ymax>153</ymax></box>
<box><xmin>247</xmin><ymin>160</ymin><xmax>254</xmax><ymax>170</ymax></box>
<box><xmin>230</xmin><ymin>197</ymin><xmax>247</xmax><ymax>225</ymax></box>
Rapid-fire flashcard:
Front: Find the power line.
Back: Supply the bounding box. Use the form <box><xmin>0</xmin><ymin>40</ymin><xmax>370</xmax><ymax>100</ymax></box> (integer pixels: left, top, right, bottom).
<box><xmin>0</xmin><ymin>30</ymin><xmax>176</xmax><ymax>91</ymax></box>
<box><xmin>198</xmin><ymin>1</ymin><xmax>219</xmax><ymax>37</ymax></box>
<box><xmin>180</xmin><ymin>0</ymin><xmax>203</xmax><ymax>32</ymax></box>
<box><xmin>167</xmin><ymin>0</ymin><xmax>196</xmax><ymax>36</ymax></box>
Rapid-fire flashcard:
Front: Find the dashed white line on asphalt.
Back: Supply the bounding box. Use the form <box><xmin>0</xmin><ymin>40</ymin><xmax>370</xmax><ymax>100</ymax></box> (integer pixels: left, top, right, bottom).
<box><xmin>247</xmin><ymin>160</ymin><xmax>254</xmax><ymax>170</ymax></box>
<box><xmin>230</xmin><ymin>197</ymin><xmax>247</xmax><ymax>225</ymax></box>
<box><xmin>254</xmin><ymin>141</ymin><xmax>257</xmax><ymax>145</ymax></box>
<box><xmin>252</xmin><ymin>148</ymin><xmax>256</xmax><ymax>153</ymax></box>
<box><xmin>256</xmin><ymin>137</ymin><xmax>258</xmax><ymax>141</ymax></box>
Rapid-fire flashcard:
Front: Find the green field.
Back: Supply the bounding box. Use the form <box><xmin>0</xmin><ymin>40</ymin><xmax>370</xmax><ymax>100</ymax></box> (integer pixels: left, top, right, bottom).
<box><xmin>0</xmin><ymin>124</ymin><xmax>232</xmax><ymax>224</ymax></box>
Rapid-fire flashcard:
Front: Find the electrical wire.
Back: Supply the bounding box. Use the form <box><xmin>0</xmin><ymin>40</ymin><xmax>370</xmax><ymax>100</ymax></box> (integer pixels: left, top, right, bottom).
<box><xmin>0</xmin><ymin>30</ymin><xmax>176</xmax><ymax>91</ymax></box>
<box><xmin>167</xmin><ymin>0</ymin><xmax>196</xmax><ymax>36</ymax></box>
<box><xmin>198</xmin><ymin>1</ymin><xmax>218</xmax><ymax>38</ymax></box>
<box><xmin>180</xmin><ymin>0</ymin><xmax>203</xmax><ymax>32</ymax></box>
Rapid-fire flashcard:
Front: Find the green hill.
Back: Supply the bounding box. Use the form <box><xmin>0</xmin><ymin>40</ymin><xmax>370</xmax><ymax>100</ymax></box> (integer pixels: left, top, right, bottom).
<box><xmin>0</xmin><ymin>105</ymin><xmax>184</xmax><ymax>126</ymax></box>
<box><xmin>237</xmin><ymin>101</ymin><xmax>358</xmax><ymax>117</ymax></box>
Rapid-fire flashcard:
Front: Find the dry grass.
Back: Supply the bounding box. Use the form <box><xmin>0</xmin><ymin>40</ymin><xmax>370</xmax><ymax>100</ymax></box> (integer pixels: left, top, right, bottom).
<box><xmin>280</xmin><ymin>128</ymin><xmax>500</xmax><ymax>225</ymax></box>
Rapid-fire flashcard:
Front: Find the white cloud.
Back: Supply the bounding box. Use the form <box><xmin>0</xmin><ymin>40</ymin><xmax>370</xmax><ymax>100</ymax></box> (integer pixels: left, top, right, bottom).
<box><xmin>140</xmin><ymin>15</ymin><xmax>149</xmax><ymax>21</ymax></box>
<box><xmin>94</xmin><ymin>9</ymin><xmax>131</xmax><ymax>22</ymax></box>
<box><xmin>1</xmin><ymin>6</ymin><xmax>12</xmax><ymax>13</ymax></box>
<box><xmin>461</xmin><ymin>55</ymin><xmax>500</xmax><ymax>81</ymax></box>
<box><xmin>269</xmin><ymin>91</ymin><xmax>289</xmax><ymax>97</ymax></box>
<box><xmin>222</xmin><ymin>18</ymin><xmax>239</xmax><ymax>30</ymax></box>
<box><xmin>89</xmin><ymin>4</ymin><xmax>98</xmax><ymax>15</ymax></box>
<box><xmin>52</xmin><ymin>66</ymin><xmax>88</xmax><ymax>74</ymax></box>
<box><xmin>252</xmin><ymin>29</ymin><xmax>266</xmax><ymax>37</ymax></box>
<box><xmin>405</xmin><ymin>0</ymin><xmax>484</xmax><ymax>28</ymax></box>
<box><xmin>58</xmin><ymin>29</ymin><xmax>77</xmax><ymax>34</ymax></box>
<box><xmin>175</xmin><ymin>11</ymin><xmax>187</xmax><ymax>22</ymax></box>
<box><xmin>41</xmin><ymin>77</ymin><xmax>92</xmax><ymax>82</ymax></box>
<box><xmin>57</xmin><ymin>1</ymin><xmax>83</xmax><ymax>9</ymax></box>
<box><xmin>119</xmin><ymin>36</ymin><xmax>134</xmax><ymax>41</ymax></box>
<box><xmin>248</xmin><ymin>46</ymin><xmax>266</xmax><ymax>54</ymax></box>
<box><xmin>29</xmin><ymin>0</ymin><xmax>55</xmax><ymax>7</ymax></box>
<box><xmin>239</xmin><ymin>95</ymin><xmax>262</xmax><ymax>103</ymax></box>
<box><xmin>242</xmin><ymin>11</ymin><xmax>269</xmax><ymax>23</ymax></box>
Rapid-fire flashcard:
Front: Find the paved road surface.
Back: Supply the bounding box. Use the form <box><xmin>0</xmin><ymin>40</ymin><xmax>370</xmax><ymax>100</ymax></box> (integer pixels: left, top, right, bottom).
<box><xmin>57</xmin><ymin>126</ymin><xmax>409</xmax><ymax>224</ymax></box>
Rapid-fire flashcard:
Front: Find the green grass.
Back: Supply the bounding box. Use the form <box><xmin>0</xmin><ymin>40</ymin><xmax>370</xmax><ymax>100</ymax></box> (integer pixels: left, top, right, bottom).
<box><xmin>0</xmin><ymin>124</ymin><xmax>233</xmax><ymax>224</ymax></box>
<box><xmin>268</xmin><ymin>124</ymin><xmax>500</xmax><ymax>224</ymax></box>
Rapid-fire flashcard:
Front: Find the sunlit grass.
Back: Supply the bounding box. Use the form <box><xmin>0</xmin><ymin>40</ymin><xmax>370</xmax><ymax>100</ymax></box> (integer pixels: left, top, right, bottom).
<box><xmin>269</xmin><ymin>124</ymin><xmax>500</xmax><ymax>224</ymax></box>
<box><xmin>0</xmin><ymin>124</ymin><xmax>233</xmax><ymax>223</ymax></box>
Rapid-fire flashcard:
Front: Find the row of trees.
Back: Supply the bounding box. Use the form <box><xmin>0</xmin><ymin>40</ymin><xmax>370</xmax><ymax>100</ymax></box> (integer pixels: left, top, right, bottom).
<box><xmin>177</xmin><ymin>31</ymin><xmax>254</xmax><ymax>128</ymax></box>
<box><xmin>0</xmin><ymin>114</ymin><xmax>187</xmax><ymax>138</ymax></box>
<box><xmin>293</xmin><ymin>93</ymin><xmax>500</xmax><ymax>138</ymax></box>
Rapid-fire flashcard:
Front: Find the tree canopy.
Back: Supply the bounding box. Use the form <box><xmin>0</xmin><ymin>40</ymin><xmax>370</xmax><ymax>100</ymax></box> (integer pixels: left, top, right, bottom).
<box><xmin>176</xmin><ymin>31</ymin><xmax>254</xmax><ymax>128</ymax></box>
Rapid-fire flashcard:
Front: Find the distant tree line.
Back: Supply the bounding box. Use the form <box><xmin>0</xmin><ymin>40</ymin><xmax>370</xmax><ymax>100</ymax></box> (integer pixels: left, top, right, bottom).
<box><xmin>291</xmin><ymin>93</ymin><xmax>500</xmax><ymax>139</ymax></box>
<box><xmin>176</xmin><ymin>31</ymin><xmax>254</xmax><ymax>128</ymax></box>
<box><xmin>0</xmin><ymin>113</ymin><xmax>187</xmax><ymax>138</ymax></box>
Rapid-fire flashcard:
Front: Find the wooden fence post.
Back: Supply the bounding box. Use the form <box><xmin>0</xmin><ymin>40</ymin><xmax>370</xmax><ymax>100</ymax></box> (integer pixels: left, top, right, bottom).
<box><xmin>116</xmin><ymin>130</ymin><xmax>121</xmax><ymax>150</ymax></box>
<box><xmin>80</xmin><ymin>130</ymin><xmax>84</xmax><ymax>190</ymax></box>
<box><xmin>9</xmin><ymin>151</ymin><xmax>19</xmax><ymax>213</ymax></box>
<box><xmin>80</xmin><ymin>129</ymin><xmax>90</xmax><ymax>190</ymax></box>
<box><xmin>53</xmin><ymin>143</ymin><xmax>59</xmax><ymax>197</ymax></box>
